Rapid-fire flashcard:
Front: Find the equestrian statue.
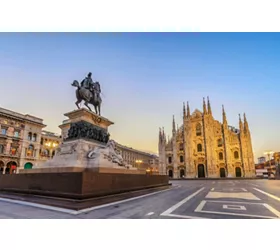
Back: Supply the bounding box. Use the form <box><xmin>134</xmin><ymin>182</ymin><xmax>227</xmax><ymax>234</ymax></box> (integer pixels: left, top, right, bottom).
<box><xmin>71</xmin><ymin>72</ymin><xmax>102</xmax><ymax>116</ymax></box>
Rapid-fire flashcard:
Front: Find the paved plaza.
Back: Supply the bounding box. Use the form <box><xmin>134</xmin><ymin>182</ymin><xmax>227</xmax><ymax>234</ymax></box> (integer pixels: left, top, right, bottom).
<box><xmin>0</xmin><ymin>179</ymin><xmax>280</xmax><ymax>219</ymax></box>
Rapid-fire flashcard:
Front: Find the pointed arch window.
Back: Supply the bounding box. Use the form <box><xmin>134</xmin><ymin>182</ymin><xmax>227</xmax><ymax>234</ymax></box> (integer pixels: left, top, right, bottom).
<box><xmin>197</xmin><ymin>144</ymin><xmax>202</xmax><ymax>152</ymax></box>
<box><xmin>180</xmin><ymin>155</ymin><xmax>184</xmax><ymax>163</ymax></box>
<box><xmin>179</xmin><ymin>143</ymin><xmax>184</xmax><ymax>151</ymax></box>
<box><xmin>168</xmin><ymin>156</ymin><xmax>172</xmax><ymax>164</ymax></box>
<box><xmin>234</xmin><ymin>151</ymin><xmax>239</xmax><ymax>159</ymax></box>
<box><xmin>196</xmin><ymin>123</ymin><xmax>202</xmax><ymax>136</ymax></box>
<box><xmin>217</xmin><ymin>138</ymin><xmax>223</xmax><ymax>147</ymax></box>
<box><xmin>219</xmin><ymin>152</ymin><xmax>223</xmax><ymax>160</ymax></box>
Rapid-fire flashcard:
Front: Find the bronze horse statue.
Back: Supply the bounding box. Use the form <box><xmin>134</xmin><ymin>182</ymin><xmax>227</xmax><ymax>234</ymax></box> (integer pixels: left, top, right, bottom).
<box><xmin>71</xmin><ymin>80</ymin><xmax>102</xmax><ymax>116</ymax></box>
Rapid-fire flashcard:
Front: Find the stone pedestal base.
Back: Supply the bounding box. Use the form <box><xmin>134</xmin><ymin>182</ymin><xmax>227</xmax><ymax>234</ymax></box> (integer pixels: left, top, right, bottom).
<box><xmin>20</xmin><ymin>166</ymin><xmax>145</xmax><ymax>175</ymax></box>
<box><xmin>0</xmin><ymin>171</ymin><xmax>169</xmax><ymax>199</ymax></box>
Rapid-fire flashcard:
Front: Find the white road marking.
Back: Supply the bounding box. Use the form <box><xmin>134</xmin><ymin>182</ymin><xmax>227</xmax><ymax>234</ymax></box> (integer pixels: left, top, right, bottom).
<box><xmin>205</xmin><ymin>191</ymin><xmax>260</xmax><ymax>200</ymax></box>
<box><xmin>263</xmin><ymin>204</ymin><xmax>280</xmax><ymax>218</ymax></box>
<box><xmin>241</xmin><ymin>188</ymin><xmax>247</xmax><ymax>192</ymax></box>
<box><xmin>222</xmin><ymin>204</ymin><xmax>246</xmax><ymax>211</ymax></box>
<box><xmin>254</xmin><ymin>188</ymin><xmax>280</xmax><ymax>201</ymax></box>
<box><xmin>250</xmin><ymin>184</ymin><xmax>259</xmax><ymax>187</ymax></box>
<box><xmin>161</xmin><ymin>187</ymin><xmax>205</xmax><ymax>216</ymax></box>
<box><xmin>0</xmin><ymin>197</ymin><xmax>78</xmax><ymax>215</ymax></box>
<box><xmin>146</xmin><ymin>212</ymin><xmax>154</xmax><ymax>216</ymax></box>
<box><xmin>201</xmin><ymin>200</ymin><xmax>261</xmax><ymax>205</ymax></box>
<box><xmin>194</xmin><ymin>200</ymin><xmax>279</xmax><ymax>218</ymax></box>
<box><xmin>195</xmin><ymin>200</ymin><xmax>207</xmax><ymax>212</ymax></box>
<box><xmin>0</xmin><ymin>186</ymin><xmax>173</xmax><ymax>215</ymax></box>
<box><xmin>161</xmin><ymin>213</ymin><xmax>209</xmax><ymax>219</ymax></box>
<box><xmin>195</xmin><ymin>209</ymin><xmax>277</xmax><ymax>219</ymax></box>
<box><xmin>211</xmin><ymin>188</ymin><xmax>214</xmax><ymax>191</ymax></box>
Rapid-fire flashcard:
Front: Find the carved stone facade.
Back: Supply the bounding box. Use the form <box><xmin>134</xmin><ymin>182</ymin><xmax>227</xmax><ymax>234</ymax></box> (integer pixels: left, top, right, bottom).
<box><xmin>158</xmin><ymin>97</ymin><xmax>255</xmax><ymax>179</ymax></box>
<box><xmin>0</xmin><ymin>107</ymin><xmax>46</xmax><ymax>173</ymax></box>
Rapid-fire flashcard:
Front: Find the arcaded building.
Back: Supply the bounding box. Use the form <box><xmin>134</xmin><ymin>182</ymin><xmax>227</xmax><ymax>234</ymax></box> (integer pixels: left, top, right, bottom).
<box><xmin>158</xmin><ymin>97</ymin><xmax>255</xmax><ymax>179</ymax></box>
<box><xmin>0</xmin><ymin>107</ymin><xmax>61</xmax><ymax>174</ymax></box>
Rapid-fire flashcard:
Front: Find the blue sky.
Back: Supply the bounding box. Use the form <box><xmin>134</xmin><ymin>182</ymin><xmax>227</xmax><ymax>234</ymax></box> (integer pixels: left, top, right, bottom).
<box><xmin>0</xmin><ymin>32</ymin><xmax>279</xmax><ymax>160</ymax></box>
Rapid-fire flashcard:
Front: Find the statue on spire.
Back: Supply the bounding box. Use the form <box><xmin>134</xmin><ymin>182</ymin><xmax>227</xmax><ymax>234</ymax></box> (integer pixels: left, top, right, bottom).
<box><xmin>207</xmin><ymin>96</ymin><xmax>212</xmax><ymax>115</ymax></box>
<box><xmin>187</xmin><ymin>101</ymin><xmax>190</xmax><ymax>118</ymax></box>
<box><xmin>203</xmin><ymin>97</ymin><xmax>207</xmax><ymax>114</ymax></box>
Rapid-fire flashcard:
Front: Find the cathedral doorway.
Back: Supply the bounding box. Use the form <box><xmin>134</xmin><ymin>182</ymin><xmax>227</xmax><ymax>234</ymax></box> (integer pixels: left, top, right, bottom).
<box><xmin>180</xmin><ymin>169</ymin><xmax>185</xmax><ymax>178</ymax></box>
<box><xmin>235</xmin><ymin>167</ymin><xmax>242</xmax><ymax>177</ymax></box>
<box><xmin>168</xmin><ymin>169</ymin><xmax>173</xmax><ymax>178</ymax></box>
<box><xmin>220</xmin><ymin>168</ymin><xmax>226</xmax><ymax>178</ymax></box>
<box><xmin>197</xmin><ymin>164</ymin><xmax>205</xmax><ymax>178</ymax></box>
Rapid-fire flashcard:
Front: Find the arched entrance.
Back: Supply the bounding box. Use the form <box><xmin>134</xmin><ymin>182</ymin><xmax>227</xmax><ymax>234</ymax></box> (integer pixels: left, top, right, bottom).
<box><xmin>6</xmin><ymin>161</ymin><xmax>17</xmax><ymax>174</ymax></box>
<box><xmin>235</xmin><ymin>167</ymin><xmax>242</xmax><ymax>177</ymax></box>
<box><xmin>197</xmin><ymin>164</ymin><xmax>205</xmax><ymax>178</ymax></box>
<box><xmin>0</xmin><ymin>161</ymin><xmax>4</xmax><ymax>174</ymax></box>
<box><xmin>24</xmin><ymin>162</ymin><xmax>33</xmax><ymax>169</ymax></box>
<box><xmin>168</xmin><ymin>169</ymin><xmax>173</xmax><ymax>178</ymax></box>
<box><xmin>180</xmin><ymin>169</ymin><xmax>185</xmax><ymax>178</ymax></box>
<box><xmin>220</xmin><ymin>168</ymin><xmax>226</xmax><ymax>178</ymax></box>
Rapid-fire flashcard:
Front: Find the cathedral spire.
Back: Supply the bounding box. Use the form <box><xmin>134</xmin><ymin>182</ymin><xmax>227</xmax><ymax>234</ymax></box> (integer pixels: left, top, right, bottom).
<box><xmin>207</xmin><ymin>96</ymin><xmax>212</xmax><ymax>115</ymax></box>
<box><xmin>222</xmin><ymin>105</ymin><xmax>227</xmax><ymax>126</ymax></box>
<box><xmin>159</xmin><ymin>127</ymin><xmax>162</xmax><ymax>142</ymax></box>
<box><xmin>187</xmin><ymin>101</ymin><xmax>190</xmax><ymax>118</ymax></box>
<box><xmin>239</xmin><ymin>114</ymin><xmax>243</xmax><ymax>131</ymax></box>
<box><xmin>172</xmin><ymin>115</ymin><xmax>176</xmax><ymax>134</ymax></box>
<box><xmin>203</xmin><ymin>97</ymin><xmax>207</xmax><ymax>114</ymax></box>
<box><xmin>183</xmin><ymin>102</ymin><xmax>186</xmax><ymax>118</ymax></box>
<box><xmin>244</xmin><ymin>113</ymin><xmax>249</xmax><ymax>132</ymax></box>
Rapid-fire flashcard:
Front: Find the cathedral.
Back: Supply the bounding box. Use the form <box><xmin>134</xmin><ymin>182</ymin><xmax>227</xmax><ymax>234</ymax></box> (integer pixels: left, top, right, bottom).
<box><xmin>158</xmin><ymin>97</ymin><xmax>255</xmax><ymax>179</ymax></box>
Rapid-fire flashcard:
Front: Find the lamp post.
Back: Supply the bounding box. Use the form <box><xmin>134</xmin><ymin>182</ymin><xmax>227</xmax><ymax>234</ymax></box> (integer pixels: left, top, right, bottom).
<box><xmin>264</xmin><ymin>150</ymin><xmax>274</xmax><ymax>178</ymax></box>
<box><xmin>45</xmin><ymin>141</ymin><xmax>58</xmax><ymax>158</ymax></box>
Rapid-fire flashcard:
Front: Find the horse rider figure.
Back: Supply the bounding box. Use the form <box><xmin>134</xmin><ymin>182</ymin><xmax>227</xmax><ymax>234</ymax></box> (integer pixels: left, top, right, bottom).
<box><xmin>81</xmin><ymin>72</ymin><xmax>93</xmax><ymax>90</ymax></box>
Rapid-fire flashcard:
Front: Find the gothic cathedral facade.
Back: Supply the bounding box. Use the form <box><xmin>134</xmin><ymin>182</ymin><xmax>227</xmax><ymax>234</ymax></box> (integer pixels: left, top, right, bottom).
<box><xmin>158</xmin><ymin>97</ymin><xmax>255</xmax><ymax>179</ymax></box>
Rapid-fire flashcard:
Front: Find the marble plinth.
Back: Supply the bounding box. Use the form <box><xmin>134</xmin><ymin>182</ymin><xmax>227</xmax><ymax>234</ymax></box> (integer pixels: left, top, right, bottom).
<box><xmin>36</xmin><ymin>108</ymin><xmax>136</xmax><ymax>172</ymax></box>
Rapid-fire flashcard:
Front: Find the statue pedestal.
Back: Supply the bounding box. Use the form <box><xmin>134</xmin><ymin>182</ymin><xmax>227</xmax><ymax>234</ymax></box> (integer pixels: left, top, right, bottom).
<box><xmin>60</xmin><ymin>108</ymin><xmax>114</xmax><ymax>140</ymax></box>
<box><xmin>36</xmin><ymin>108</ymin><xmax>136</xmax><ymax>172</ymax></box>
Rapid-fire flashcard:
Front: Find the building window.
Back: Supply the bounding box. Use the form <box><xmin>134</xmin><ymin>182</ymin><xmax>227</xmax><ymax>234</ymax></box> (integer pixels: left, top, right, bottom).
<box><xmin>234</xmin><ymin>151</ymin><xmax>239</xmax><ymax>159</ymax></box>
<box><xmin>219</xmin><ymin>152</ymin><xmax>223</xmax><ymax>160</ymax></box>
<box><xmin>217</xmin><ymin>139</ymin><xmax>223</xmax><ymax>147</ymax></box>
<box><xmin>26</xmin><ymin>144</ymin><xmax>34</xmax><ymax>157</ymax></box>
<box><xmin>42</xmin><ymin>149</ymin><xmax>50</xmax><ymax>157</ymax></box>
<box><xmin>0</xmin><ymin>144</ymin><xmax>4</xmax><ymax>154</ymax></box>
<box><xmin>28</xmin><ymin>132</ymin><xmax>32</xmax><ymax>141</ymax></box>
<box><xmin>196</xmin><ymin>123</ymin><xmax>202</xmax><ymax>136</ymax></box>
<box><xmin>197</xmin><ymin>144</ymin><xmax>202</xmax><ymax>152</ymax></box>
<box><xmin>10</xmin><ymin>147</ymin><xmax>17</xmax><ymax>155</ymax></box>
<box><xmin>1</xmin><ymin>128</ymin><xmax>7</xmax><ymax>135</ymax></box>
<box><xmin>32</xmin><ymin>133</ymin><xmax>37</xmax><ymax>142</ymax></box>
<box><xmin>40</xmin><ymin>138</ymin><xmax>44</xmax><ymax>145</ymax></box>
<box><xmin>179</xmin><ymin>143</ymin><xmax>184</xmax><ymax>151</ymax></box>
<box><xmin>168</xmin><ymin>156</ymin><xmax>172</xmax><ymax>164</ymax></box>
<box><xmin>14</xmin><ymin>131</ymin><xmax>20</xmax><ymax>137</ymax></box>
<box><xmin>180</xmin><ymin>155</ymin><xmax>184</xmax><ymax>163</ymax></box>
